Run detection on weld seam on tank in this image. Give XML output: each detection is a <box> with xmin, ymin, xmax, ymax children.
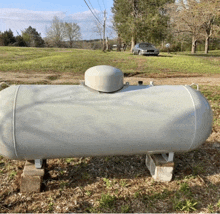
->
<box><xmin>13</xmin><ymin>85</ymin><xmax>20</xmax><ymax>158</ymax></box>
<box><xmin>183</xmin><ymin>86</ymin><xmax>197</xmax><ymax>151</ymax></box>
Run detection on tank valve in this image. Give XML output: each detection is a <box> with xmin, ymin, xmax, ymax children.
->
<box><xmin>190</xmin><ymin>83</ymin><xmax>199</xmax><ymax>91</ymax></box>
<box><xmin>138</xmin><ymin>81</ymin><xmax>143</xmax><ymax>85</ymax></box>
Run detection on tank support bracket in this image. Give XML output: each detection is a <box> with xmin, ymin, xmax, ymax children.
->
<box><xmin>35</xmin><ymin>159</ymin><xmax>43</xmax><ymax>169</ymax></box>
<box><xmin>162</xmin><ymin>152</ymin><xmax>174</xmax><ymax>162</ymax></box>
<box><xmin>146</xmin><ymin>153</ymin><xmax>174</xmax><ymax>182</ymax></box>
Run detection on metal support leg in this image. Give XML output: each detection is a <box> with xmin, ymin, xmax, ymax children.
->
<box><xmin>146</xmin><ymin>153</ymin><xmax>174</xmax><ymax>182</ymax></box>
<box><xmin>162</xmin><ymin>152</ymin><xmax>174</xmax><ymax>162</ymax></box>
<box><xmin>35</xmin><ymin>159</ymin><xmax>43</xmax><ymax>169</ymax></box>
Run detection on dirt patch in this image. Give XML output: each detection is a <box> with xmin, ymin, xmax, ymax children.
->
<box><xmin>125</xmin><ymin>76</ymin><xmax>220</xmax><ymax>86</ymax></box>
<box><xmin>0</xmin><ymin>72</ymin><xmax>83</xmax><ymax>85</ymax></box>
<box><xmin>1</xmin><ymin>71</ymin><xmax>220</xmax><ymax>86</ymax></box>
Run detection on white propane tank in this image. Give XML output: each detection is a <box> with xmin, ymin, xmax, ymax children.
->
<box><xmin>0</xmin><ymin>65</ymin><xmax>212</xmax><ymax>160</ymax></box>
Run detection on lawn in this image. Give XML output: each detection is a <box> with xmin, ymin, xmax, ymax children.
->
<box><xmin>0</xmin><ymin>47</ymin><xmax>219</xmax><ymax>75</ymax></box>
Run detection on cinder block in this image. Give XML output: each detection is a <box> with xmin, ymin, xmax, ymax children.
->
<box><xmin>146</xmin><ymin>154</ymin><xmax>174</xmax><ymax>182</ymax></box>
<box><xmin>20</xmin><ymin>174</ymin><xmax>42</xmax><ymax>193</ymax></box>
<box><xmin>23</xmin><ymin>160</ymin><xmax>45</xmax><ymax>177</ymax></box>
<box><xmin>20</xmin><ymin>160</ymin><xmax>45</xmax><ymax>193</ymax></box>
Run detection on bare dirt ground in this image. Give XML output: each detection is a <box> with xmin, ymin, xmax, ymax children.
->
<box><xmin>0</xmin><ymin>71</ymin><xmax>220</xmax><ymax>86</ymax></box>
<box><xmin>0</xmin><ymin>71</ymin><xmax>220</xmax><ymax>213</ymax></box>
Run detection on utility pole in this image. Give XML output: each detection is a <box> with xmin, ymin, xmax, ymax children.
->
<box><xmin>102</xmin><ymin>10</ymin><xmax>106</xmax><ymax>51</ymax></box>
<box><xmin>131</xmin><ymin>0</ymin><xmax>137</xmax><ymax>51</ymax></box>
<box><xmin>106</xmin><ymin>36</ymin><xmax>109</xmax><ymax>51</ymax></box>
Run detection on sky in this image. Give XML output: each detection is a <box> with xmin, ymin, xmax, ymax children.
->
<box><xmin>0</xmin><ymin>0</ymin><xmax>116</xmax><ymax>40</ymax></box>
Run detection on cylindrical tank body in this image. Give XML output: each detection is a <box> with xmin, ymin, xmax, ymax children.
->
<box><xmin>0</xmin><ymin>84</ymin><xmax>212</xmax><ymax>160</ymax></box>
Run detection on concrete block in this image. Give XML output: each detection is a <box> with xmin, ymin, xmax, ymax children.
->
<box><xmin>146</xmin><ymin>153</ymin><xmax>174</xmax><ymax>182</ymax></box>
<box><xmin>20</xmin><ymin>174</ymin><xmax>42</xmax><ymax>193</ymax></box>
<box><xmin>20</xmin><ymin>160</ymin><xmax>45</xmax><ymax>193</ymax></box>
<box><xmin>23</xmin><ymin>160</ymin><xmax>45</xmax><ymax>177</ymax></box>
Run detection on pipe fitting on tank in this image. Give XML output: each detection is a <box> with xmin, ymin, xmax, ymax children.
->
<box><xmin>150</xmin><ymin>81</ymin><xmax>154</xmax><ymax>86</ymax></box>
<box><xmin>190</xmin><ymin>83</ymin><xmax>199</xmax><ymax>91</ymax></box>
<box><xmin>138</xmin><ymin>81</ymin><xmax>143</xmax><ymax>85</ymax></box>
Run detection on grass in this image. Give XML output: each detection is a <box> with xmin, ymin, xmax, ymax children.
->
<box><xmin>172</xmin><ymin>182</ymin><xmax>198</xmax><ymax>212</ymax></box>
<box><xmin>103</xmin><ymin>178</ymin><xmax>113</xmax><ymax>188</ymax></box>
<box><xmin>0</xmin><ymin>47</ymin><xmax>219</xmax><ymax>74</ymax></box>
<box><xmin>121</xmin><ymin>204</ymin><xmax>131</xmax><ymax>213</ymax></box>
<box><xmin>99</xmin><ymin>193</ymin><xmax>117</xmax><ymax>209</ymax></box>
<box><xmin>200</xmin><ymin>85</ymin><xmax>220</xmax><ymax>129</ymax></box>
<box><xmin>173</xmin><ymin>199</ymin><xmax>198</xmax><ymax>212</ymax></box>
<box><xmin>0</xmin><ymin>152</ymin><xmax>220</xmax><ymax>213</ymax></box>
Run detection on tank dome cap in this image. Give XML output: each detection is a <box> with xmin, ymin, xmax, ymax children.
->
<box><xmin>85</xmin><ymin>65</ymin><xmax>124</xmax><ymax>92</ymax></box>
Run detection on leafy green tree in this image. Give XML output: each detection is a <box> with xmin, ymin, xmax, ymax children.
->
<box><xmin>1</xmin><ymin>29</ymin><xmax>16</xmax><ymax>46</ymax></box>
<box><xmin>0</xmin><ymin>33</ymin><xmax>3</xmax><ymax>46</ymax></box>
<box><xmin>22</xmin><ymin>26</ymin><xmax>44</xmax><ymax>47</ymax></box>
<box><xmin>15</xmin><ymin>35</ymin><xmax>27</xmax><ymax>47</ymax></box>
<box><xmin>112</xmin><ymin>0</ymin><xmax>174</xmax><ymax>50</ymax></box>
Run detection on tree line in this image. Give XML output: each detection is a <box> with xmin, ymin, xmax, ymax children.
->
<box><xmin>0</xmin><ymin>16</ymin><xmax>81</xmax><ymax>48</ymax></box>
<box><xmin>112</xmin><ymin>0</ymin><xmax>220</xmax><ymax>54</ymax></box>
<box><xmin>0</xmin><ymin>27</ymin><xmax>44</xmax><ymax>47</ymax></box>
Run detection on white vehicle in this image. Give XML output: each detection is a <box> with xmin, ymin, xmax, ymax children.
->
<box><xmin>132</xmin><ymin>43</ymin><xmax>159</xmax><ymax>56</ymax></box>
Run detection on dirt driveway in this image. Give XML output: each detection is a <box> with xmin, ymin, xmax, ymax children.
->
<box><xmin>0</xmin><ymin>71</ymin><xmax>220</xmax><ymax>86</ymax></box>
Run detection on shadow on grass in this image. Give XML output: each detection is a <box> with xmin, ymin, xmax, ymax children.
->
<box><xmin>131</xmin><ymin>54</ymin><xmax>173</xmax><ymax>57</ymax></box>
<box><xmin>43</xmin><ymin>154</ymin><xmax>150</xmax><ymax>191</ymax></box>
<box><xmin>157</xmin><ymin>54</ymin><xmax>173</xmax><ymax>57</ymax></box>
<box><xmin>176</xmin><ymin>52</ymin><xmax>220</xmax><ymax>57</ymax></box>
<box><xmin>1</xmin><ymin>142</ymin><xmax>220</xmax><ymax>213</ymax></box>
<box><xmin>39</xmin><ymin>145</ymin><xmax>220</xmax><ymax>212</ymax></box>
<box><xmin>41</xmin><ymin>142</ymin><xmax>220</xmax><ymax>192</ymax></box>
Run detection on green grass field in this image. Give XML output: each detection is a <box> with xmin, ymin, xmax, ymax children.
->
<box><xmin>0</xmin><ymin>47</ymin><xmax>219</xmax><ymax>74</ymax></box>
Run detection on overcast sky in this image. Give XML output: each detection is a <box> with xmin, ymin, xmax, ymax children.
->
<box><xmin>0</xmin><ymin>0</ymin><xmax>116</xmax><ymax>40</ymax></box>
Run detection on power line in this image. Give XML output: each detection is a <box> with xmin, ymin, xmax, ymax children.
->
<box><xmin>87</xmin><ymin>0</ymin><xmax>100</xmax><ymax>21</ymax></box>
<box><xmin>83</xmin><ymin>0</ymin><xmax>102</xmax><ymax>25</ymax></box>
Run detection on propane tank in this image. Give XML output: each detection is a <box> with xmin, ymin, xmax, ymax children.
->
<box><xmin>0</xmin><ymin>65</ymin><xmax>212</xmax><ymax>160</ymax></box>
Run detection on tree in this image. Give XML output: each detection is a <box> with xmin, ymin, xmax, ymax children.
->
<box><xmin>199</xmin><ymin>0</ymin><xmax>220</xmax><ymax>54</ymax></box>
<box><xmin>22</xmin><ymin>26</ymin><xmax>44</xmax><ymax>47</ymax></box>
<box><xmin>0</xmin><ymin>33</ymin><xmax>3</xmax><ymax>46</ymax></box>
<box><xmin>15</xmin><ymin>35</ymin><xmax>27</xmax><ymax>47</ymax></box>
<box><xmin>1</xmin><ymin>29</ymin><xmax>16</xmax><ymax>46</ymax></box>
<box><xmin>112</xmin><ymin>0</ymin><xmax>138</xmax><ymax>50</ymax></box>
<box><xmin>46</xmin><ymin>16</ymin><xmax>81</xmax><ymax>48</ymax></box>
<box><xmin>63</xmin><ymin>22</ymin><xmax>81</xmax><ymax>48</ymax></box>
<box><xmin>167</xmin><ymin>0</ymin><xmax>220</xmax><ymax>54</ymax></box>
<box><xmin>112</xmin><ymin>0</ymin><xmax>174</xmax><ymax>51</ymax></box>
<box><xmin>46</xmin><ymin>16</ymin><xmax>65</xmax><ymax>47</ymax></box>
<box><xmin>167</xmin><ymin>0</ymin><xmax>202</xmax><ymax>53</ymax></box>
